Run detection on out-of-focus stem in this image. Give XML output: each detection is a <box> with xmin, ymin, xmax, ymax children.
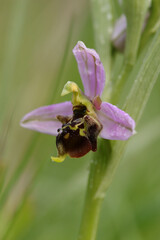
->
<box><xmin>111</xmin><ymin>0</ymin><xmax>149</xmax><ymax>104</ymax></box>
<box><xmin>91</xmin><ymin>0</ymin><xmax>113</xmax><ymax>100</ymax></box>
<box><xmin>140</xmin><ymin>0</ymin><xmax>160</xmax><ymax>51</ymax></box>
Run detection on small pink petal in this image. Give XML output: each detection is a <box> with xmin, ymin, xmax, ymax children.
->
<box><xmin>93</xmin><ymin>96</ymin><xmax>102</xmax><ymax>110</ymax></box>
<box><xmin>20</xmin><ymin>101</ymin><xmax>73</xmax><ymax>135</ymax></box>
<box><xmin>96</xmin><ymin>102</ymin><xmax>135</xmax><ymax>140</ymax></box>
<box><xmin>111</xmin><ymin>14</ymin><xmax>126</xmax><ymax>52</ymax></box>
<box><xmin>73</xmin><ymin>41</ymin><xmax>105</xmax><ymax>100</ymax></box>
<box><xmin>112</xmin><ymin>13</ymin><xmax>150</xmax><ymax>52</ymax></box>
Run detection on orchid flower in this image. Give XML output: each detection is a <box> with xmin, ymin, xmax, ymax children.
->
<box><xmin>20</xmin><ymin>41</ymin><xmax>135</xmax><ymax>162</ymax></box>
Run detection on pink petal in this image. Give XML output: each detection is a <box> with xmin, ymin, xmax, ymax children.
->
<box><xmin>96</xmin><ymin>102</ymin><xmax>135</xmax><ymax>140</ymax></box>
<box><xmin>112</xmin><ymin>13</ymin><xmax>150</xmax><ymax>52</ymax></box>
<box><xmin>20</xmin><ymin>101</ymin><xmax>73</xmax><ymax>135</ymax></box>
<box><xmin>111</xmin><ymin>14</ymin><xmax>126</xmax><ymax>52</ymax></box>
<box><xmin>73</xmin><ymin>41</ymin><xmax>105</xmax><ymax>100</ymax></box>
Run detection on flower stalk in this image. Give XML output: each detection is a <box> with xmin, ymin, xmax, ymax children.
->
<box><xmin>78</xmin><ymin>140</ymin><xmax>111</xmax><ymax>240</ymax></box>
<box><xmin>78</xmin><ymin>191</ymin><xmax>103</xmax><ymax>240</ymax></box>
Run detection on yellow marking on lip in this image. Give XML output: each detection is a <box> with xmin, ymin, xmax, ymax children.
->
<box><xmin>51</xmin><ymin>155</ymin><xmax>66</xmax><ymax>163</ymax></box>
<box><xmin>62</xmin><ymin>120</ymin><xmax>84</xmax><ymax>131</ymax></box>
<box><xmin>79</xmin><ymin>128</ymin><xmax>86</xmax><ymax>137</ymax></box>
<box><xmin>62</xmin><ymin>124</ymin><xmax>78</xmax><ymax>131</ymax></box>
<box><xmin>64</xmin><ymin>133</ymin><xmax>70</xmax><ymax>139</ymax></box>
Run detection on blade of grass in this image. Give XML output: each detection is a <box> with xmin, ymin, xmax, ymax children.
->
<box><xmin>47</xmin><ymin>15</ymin><xmax>75</xmax><ymax>104</ymax></box>
<box><xmin>1</xmin><ymin>158</ymin><xmax>45</xmax><ymax>240</ymax></box>
<box><xmin>0</xmin><ymin>18</ymin><xmax>75</xmax><ymax>239</ymax></box>
<box><xmin>0</xmin><ymin>15</ymin><xmax>75</xmax><ymax>209</ymax></box>
<box><xmin>0</xmin><ymin>133</ymin><xmax>39</xmax><ymax>209</ymax></box>
<box><xmin>91</xmin><ymin>0</ymin><xmax>113</xmax><ymax>99</ymax></box>
<box><xmin>0</xmin><ymin>0</ymin><xmax>28</xmax><ymax>126</ymax></box>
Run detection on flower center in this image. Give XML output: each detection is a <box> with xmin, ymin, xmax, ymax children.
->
<box><xmin>51</xmin><ymin>81</ymin><xmax>102</xmax><ymax>162</ymax></box>
<box><xmin>55</xmin><ymin>104</ymin><xmax>102</xmax><ymax>160</ymax></box>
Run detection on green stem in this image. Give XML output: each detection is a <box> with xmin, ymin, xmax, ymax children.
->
<box><xmin>78</xmin><ymin>193</ymin><xmax>103</xmax><ymax>240</ymax></box>
<box><xmin>123</xmin><ymin>0</ymin><xmax>149</xmax><ymax>65</ymax></box>
<box><xmin>78</xmin><ymin>140</ymin><xmax>112</xmax><ymax>240</ymax></box>
<box><xmin>111</xmin><ymin>0</ymin><xmax>149</xmax><ymax>104</ymax></box>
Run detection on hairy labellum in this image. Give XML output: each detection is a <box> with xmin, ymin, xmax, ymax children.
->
<box><xmin>56</xmin><ymin>105</ymin><xmax>102</xmax><ymax>158</ymax></box>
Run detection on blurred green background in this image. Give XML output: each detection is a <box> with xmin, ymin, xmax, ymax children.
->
<box><xmin>0</xmin><ymin>0</ymin><xmax>160</xmax><ymax>240</ymax></box>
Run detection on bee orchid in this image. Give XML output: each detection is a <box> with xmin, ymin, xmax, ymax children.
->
<box><xmin>20</xmin><ymin>41</ymin><xmax>135</xmax><ymax>162</ymax></box>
